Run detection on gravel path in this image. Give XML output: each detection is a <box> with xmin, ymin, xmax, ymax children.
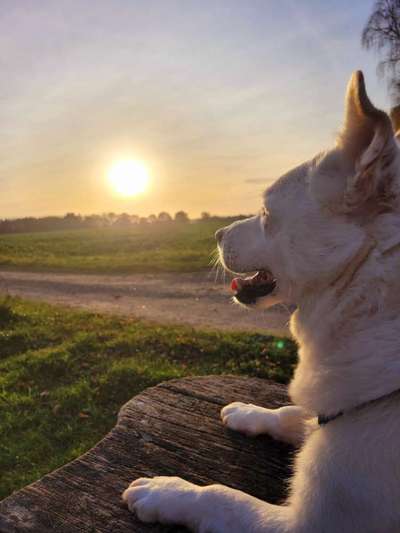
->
<box><xmin>0</xmin><ymin>270</ymin><xmax>291</xmax><ymax>335</ymax></box>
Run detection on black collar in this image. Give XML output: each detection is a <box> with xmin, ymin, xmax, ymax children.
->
<box><xmin>318</xmin><ymin>386</ymin><xmax>400</xmax><ymax>426</ymax></box>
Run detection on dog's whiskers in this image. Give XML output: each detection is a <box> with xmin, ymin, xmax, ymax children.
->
<box><xmin>208</xmin><ymin>248</ymin><xmax>227</xmax><ymax>284</ymax></box>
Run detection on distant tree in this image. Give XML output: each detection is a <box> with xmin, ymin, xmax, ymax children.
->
<box><xmin>105</xmin><ymin>212</ymin><xmax>117</xmax><ymax>225</ymax></box>
<box><xmin>84</xmin><ymin>214</ymin><xmax>103</xmax><ymax>228</ymax></box>
<box><xmin>64</xmin><ymin>212</ymin><xmax>82</xmax><ymax>228</ymax></box>
<box><xmin>200</xmin><ymin>211</ymin><xmax>211</xmax><ymax>220</ymax></box>
<box><xmin>174</xmin><ymin>210</ymin><xmax>189</xmax><ymax>223</ymax></box>
<box><xmin>158</xmin><ymin>211</ymin><xmax>172</xmax><ymax>222</ymax></box>
<box><xmin>147</xmin><ymin>214</ymin><xmax>158</xmax><ymax>224</ymax></box>
<box><xmin>64</xmin><ymin>212</ymin><xmax>77</xmax><ymax>219</ymax></box>
<box><xmin>362</xmin><ymin>0</ymin><xmax>400</xmax><ymax>102</ymax></box>
<box><xmin>114</xmin><ymin>213</ymin><xmax>132</xmax><ymax>227</ymax></box>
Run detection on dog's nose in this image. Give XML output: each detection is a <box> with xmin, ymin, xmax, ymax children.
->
<box><xmin>215</xmin><ymin>228</ymin><xmax>224</xmax><ymax>244</ymax></box>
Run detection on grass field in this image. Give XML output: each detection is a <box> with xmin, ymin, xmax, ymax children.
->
<box><xmin>0</xmin><ymin>219</ymin><xmax>236</xmax><ymax>273</ymax></box>
<box><xmin>0</xmin><ymin>296</ymin><xmax>296</xmax><ymax>500</ymax></box>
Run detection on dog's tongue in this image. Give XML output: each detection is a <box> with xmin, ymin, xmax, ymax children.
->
<box><xmin>231</xmin><ymin>271</ymin><xmax>269</xmax><ymax>292</ymax></box>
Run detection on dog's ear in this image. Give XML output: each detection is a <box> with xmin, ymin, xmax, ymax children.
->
<box><xmin>339</xmin><ymin>71</ymin><xmax>398</xmax><ymax>213</ymax></box>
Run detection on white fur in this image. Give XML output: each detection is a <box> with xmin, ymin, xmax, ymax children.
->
<box><xmin>122</xmin><ymin>72</ymin><xmax>400</xmax><ymax>532</ymax></box>
<box><xmin>221</xmin><ymin>403</ymin><xmax>311</xmax><ymax>445</ymax></box>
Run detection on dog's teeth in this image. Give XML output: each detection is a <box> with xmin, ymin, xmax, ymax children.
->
<box><xmin>254</xmin><ymin>270</ymin><xmax>272</xmax><ymax>283</ymax></box>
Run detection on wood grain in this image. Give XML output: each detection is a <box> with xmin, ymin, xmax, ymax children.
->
<box><xmin>0</xmin><ymin>376</ymin><xmax>293</xmax><ymax>532</ymax></box>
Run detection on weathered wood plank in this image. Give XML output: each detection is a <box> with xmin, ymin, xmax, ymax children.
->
<box><xmin>0</xmin><ymin>376</ymin><xmax>293</xmax><ymax>532</ymax></box>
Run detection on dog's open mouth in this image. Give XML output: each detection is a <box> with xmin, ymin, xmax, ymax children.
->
<box><xmin>231</xmin><ymin>270</ymin><xmax>277</xmax><ymax>305</ymax></box>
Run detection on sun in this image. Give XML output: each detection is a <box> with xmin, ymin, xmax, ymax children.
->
<box><xmin>108</xmin><ymin>159</ymin><xmax>150</xmax><ymax>197</ymax></box>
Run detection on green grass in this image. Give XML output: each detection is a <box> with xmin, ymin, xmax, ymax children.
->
<box><xmin>0</xmin><ymin>219</ymin><xmax>234</xmax><ymax>273</ymax></box>
<box><xmin>0</xmin><ymin>297</ymin><xmax>297</xmax><ymax>500</ymax></box>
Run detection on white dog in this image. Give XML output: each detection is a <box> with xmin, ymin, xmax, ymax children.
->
<box><xmin>122</xmin><ymin>71</ymin><xmax>400</xmax><ymax>532</ymax></box>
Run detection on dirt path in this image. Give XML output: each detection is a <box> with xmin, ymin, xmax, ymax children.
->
<box><xmin>0</xmin><ymin>270</ymin><xmax>291</xmax><ymax>335</ymax></box>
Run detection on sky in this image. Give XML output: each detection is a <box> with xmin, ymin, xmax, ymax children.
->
<box><xmin>0</xmin><ymin>0</ymin><xmax>391</xmax><ymax>219</ymax></box>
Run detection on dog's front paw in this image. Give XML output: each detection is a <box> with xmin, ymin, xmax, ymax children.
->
<box><xmin>122</xmin><ymin>476</ymin><xmax>202</xmax><ymax>526</ymax></box>
<box><xmin>221</xmin><ymin>402</ymin><xmax>277</xmax><ymax>437</ymax></box>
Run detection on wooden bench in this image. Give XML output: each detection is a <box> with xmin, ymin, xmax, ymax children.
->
<box><xmin>0</xmin><ymin>376</ymin><xmax>293</xmax><ymax>532</ymax></box>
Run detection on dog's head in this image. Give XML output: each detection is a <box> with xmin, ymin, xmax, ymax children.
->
<box><xmin>217</xmin><ymin>72</ymin><xmax>400</xmax><ymax>308</ymax></box>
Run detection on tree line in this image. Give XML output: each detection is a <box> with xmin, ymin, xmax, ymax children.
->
<box><xmin>0</xmin><ymin>211</ymin><xmax>229</xmax><ymax>234</ymax></box>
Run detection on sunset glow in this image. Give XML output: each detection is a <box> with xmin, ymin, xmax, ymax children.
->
<box><xmin>0</xmin><ymin>1</ymin><xmax>388</xmax><ymax>219</ymax></box>
<box><xmin>108</xmin><ymin>160</ymin><xmax>150</xmax><ymax>197</ymax></box>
